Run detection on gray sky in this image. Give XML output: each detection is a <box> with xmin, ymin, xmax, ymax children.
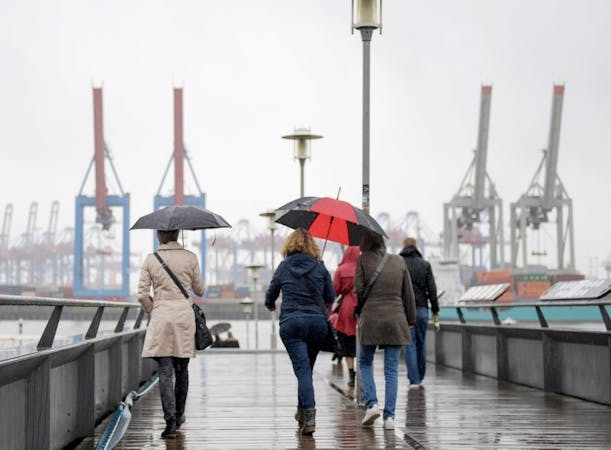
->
<box><xmin>1</xmin><ymin>0</ymin><xmax>610</xmax><ymax>275</ymax></box>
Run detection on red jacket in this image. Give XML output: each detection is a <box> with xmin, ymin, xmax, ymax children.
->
<box><xmin>332</xmin><ymin>246</ymin><xmax>360</xmax><ymax>336</ymax></box>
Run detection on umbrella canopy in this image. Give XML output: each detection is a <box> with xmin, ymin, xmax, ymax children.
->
<box><xmin>130</xmin><ymin>205</ymin><xmax>231</xmax><ymax>231</ymax></box>
<box><xmin>274</xmin><ymin>196</ymin><xmax>387</xmax><ymax>246</ymax></box>
<box><xmin>209</xmin><ymin>322</ymin><xmax>232</xmax><ymax>335</ymax></box>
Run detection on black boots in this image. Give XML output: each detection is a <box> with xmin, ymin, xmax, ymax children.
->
<box><xmin>176</xmin><ymin>415</ymin><xmax>186</xmax><ymax>429</ymax></box>
<box><xmin>300</xmin><ymin>408</ymin><xmax>316</xmax><ymax>435</ymax></box>
<box><xmin>348</xmin><ymin>369</ymin><xmax>356</xmax><ymax>387</ymax></box>
<box><xmin>161</xmin><ymin>420</ymin><xmax>177</xmax><ymax>439</ymax></box>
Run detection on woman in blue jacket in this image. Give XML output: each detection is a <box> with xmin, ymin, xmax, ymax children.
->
<box><xmin>265</xmin><ymin>228</ymin><xmax>335</xmax><ymax>435</ymax></box>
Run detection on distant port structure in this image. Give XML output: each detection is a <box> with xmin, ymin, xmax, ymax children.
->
<box><xmin>0</xmin><ymin>84</ymin><xmax>607</xmax><ymax>301</ymax></box>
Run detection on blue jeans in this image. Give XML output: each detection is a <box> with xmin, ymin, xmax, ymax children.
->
<box><xmin>280</xmin><ymin>316</ymin><xmax>328</xmax><ymax>409</ymax></box>
<box><xmin>405</xmin><ymin>307</ymin><xmax>429</xmax><ymax>384</ymax></box>
<box><xmin>358</xmin><ymin>344</ymin><xmax>401</xmax><ymax>420</ymax></box>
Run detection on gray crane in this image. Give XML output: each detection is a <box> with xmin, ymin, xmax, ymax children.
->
<box><xmin>510</xmin><ymin>84</ymin><xmax>575</xmax><ymax>270</ymax></box>
<box><xmin>443</xmin><ymin>85</ymin><xmax>504</xmax><ymax>269</ymax></box>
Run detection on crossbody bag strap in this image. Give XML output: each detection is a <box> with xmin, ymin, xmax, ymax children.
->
<box><xmin>153</xmin><ymin>252</ymin><xmax>190</xmax><ymax>299</ymax></box>
<box><xmin>361</xmin><ymin>252</ymin><xmax>390</xmax><ymax>301</ymax></box>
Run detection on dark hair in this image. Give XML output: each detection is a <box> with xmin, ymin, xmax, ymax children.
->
<box><xmin>157</xmin><ymin>230</ymin><xmax>179</xmax><ymax>244</ymax></box>
<box><xmin>359</xmin><ymin>230</ymin><xmax>385</xmax><ymax>254</ymax></box>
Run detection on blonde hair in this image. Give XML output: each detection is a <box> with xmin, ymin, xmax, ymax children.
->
<box><xmin>403</xmin><ymin>237</ymin><xmax>418</xmax><ymax>248</ymax></box>
<box><xmin>281</xmin><ymin>228</ymin><xmax>321</xmax><ymax>259</ymax></box>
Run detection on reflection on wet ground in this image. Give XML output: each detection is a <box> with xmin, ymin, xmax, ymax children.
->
<box><xmin>84</xmin><ymin>352</ymin><xmax>611</xmax><ymax>449</ymax></box>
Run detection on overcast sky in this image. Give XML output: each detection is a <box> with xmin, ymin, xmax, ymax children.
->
<box><xmin>1</xmin><ymin>0</ymin><xmax>610</xmax><ymax>276</ymax></box>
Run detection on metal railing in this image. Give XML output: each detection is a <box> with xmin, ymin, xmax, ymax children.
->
<box><xmin>444</xmin><ymin>298</ymin><xmax>611</xmax><ymax>330</ymax></box>
<box><xmin>0</xmin><ymin>295</ymin><xmax>155</xmax><ymax>450</ymax></box>
<box><xmin>430</xmin><ymin>298</ymin><xmax>611</xmax><ymax>406</ymax></box>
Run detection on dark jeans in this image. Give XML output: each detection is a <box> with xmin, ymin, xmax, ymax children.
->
<box><xmin>154</xmin><ymin>357</ymin><xmax>190</xmax><ymax>424</ymax></box>
<box><xmin>404</xmin><ymin>307</ymin><xmax>429</xmax><ymax>384</ymax></box>
<box><xmin>280</xmin><ymin>316</ymin><xmax>328</xmax><ymax>409</ymax></box>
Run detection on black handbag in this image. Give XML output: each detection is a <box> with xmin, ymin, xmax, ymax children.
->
<box><xmin>304</xmin><ymin>276</ymin><xmax>341</xmax><ymax>354</ymax></box>
<box><xmin>153</xmin><ymin>252</ymin><xmax>213</xmax><ymax>351</ymax></box>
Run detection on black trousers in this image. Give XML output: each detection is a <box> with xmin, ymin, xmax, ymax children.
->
<box><xmin>154</xmin><ymin>357</ymin><xmax>190</xmax><ymax>424</ymax></box>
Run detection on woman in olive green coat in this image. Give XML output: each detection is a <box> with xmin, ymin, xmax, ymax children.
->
<box><xmin>355</xmin><ymin>230</ymin><xmax>416</xmax><ymax>430</ymax></box>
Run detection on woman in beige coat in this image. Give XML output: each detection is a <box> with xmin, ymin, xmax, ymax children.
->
<box><xmin>137</xmin><ymin>230</ymin><xmax>205</xmax><ymax>439</ymax></box>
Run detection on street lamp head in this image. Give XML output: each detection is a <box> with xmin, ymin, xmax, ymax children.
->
<box><xmin>282</xmin><ymin>126</ymin><xmax>323</xmax><ymax>161</ymax></box>
<box><xmin>351</xmin><ymin>0</ymin><xmax>383</xmax><ymax>33</ymax></box>
<box><xmin>245</xmin><ymin>263</ymin><xmax>265</xmax><ymax>281</ymax></box>
<box><xmin>259</xmin><ymin>210</ymin><xmax>278</xmax><ymax>231</ymax></box>
<box><xmin>239</xmin><ymin>296</ymin><xmax>254</xmax><ymax>313</ymax></box>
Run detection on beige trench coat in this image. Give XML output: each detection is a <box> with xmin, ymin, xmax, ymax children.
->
<box><xmin>137</xmin><ymin>242</ymin><xmax>205</xmax><ymax>358</ymax></box>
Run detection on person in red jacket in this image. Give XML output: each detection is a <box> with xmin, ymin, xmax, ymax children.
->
<box><xmin>332</xmin><ymin>246</ymin><xmax>360</xmax><ymax>386</ymax></box>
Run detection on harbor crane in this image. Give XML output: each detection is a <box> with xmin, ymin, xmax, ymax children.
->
<box><xmin>510</xmin><ymin>85</ymin><xmax>575</xmax><ymax>270</ymax></box>
<box><xmin>443</xmin><ymin>85</ymin><xmax>504</xmax><ymax>269</ymax></box>
<box><xmin>154</xmin><ymin>87</ymin><xmax>207</xmax><ymax>274</ymax></box>
<box><xmin>74</xmin><ymin>87</ymin><xmax>130</xmax><ymax>298</ymax></box>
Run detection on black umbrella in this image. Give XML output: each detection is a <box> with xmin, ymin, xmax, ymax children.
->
<box><xmin>209</xmin><ymin>322</ymin><xmax>232</xmax><ymax>334</ymax></box>
<box><xmin>130</xmin><ymin>205</ymin><xmax>231</xmax><ymax>231</ymax></box>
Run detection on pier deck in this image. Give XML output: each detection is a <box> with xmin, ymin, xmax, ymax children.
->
<box><xmin>85</xmin><ymin>351</ymin><xmax>611</xmax><ymax>449</ymax></box>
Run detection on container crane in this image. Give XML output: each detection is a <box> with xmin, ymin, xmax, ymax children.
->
<box><xmin>154</xmin><ymin>87</ymin><xmax>206</xmax><ymax>275</ymax></box>
<box><xmin>443</xmin><ymin>85</ymin><xmax>504</xmax><ymax>269</ymax></box>
<box><xmin>74</xmin><ymin>87</ymin><xmax>130</xmax><ymax>298</ymax></box>
<box><xmin>0</xmin><ymin>204</ymin><xmax>13</xmax><ymax>283</ymax></box>
<box><xmin>510</xmin><ymin>85</ymin><xmax>575</xmax><ymax>270</ymax></box>
<box><xmin>0</xmin><ymin>204</ymin><xmax>12</xmax><ymax>249</ymax></box>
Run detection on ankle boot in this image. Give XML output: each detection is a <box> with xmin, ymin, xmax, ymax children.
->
<box><xmin>348</xmin><ymin>369</ymin><xmax>356</xmax><ymax>387</ymax></box>
<box><xmin>300</xmin><ymin>408</ymin><xmax>316</xmax><ymax>435</ymax></box>
<box><xmin>161</xmin><ymin>420</ymin><xmax>177</xmax><ymax>439</ymax></box>
<box><xmin>294</xmin><ymin>407</ymin><xmax>304</xmax><ymax>427</ymax></box>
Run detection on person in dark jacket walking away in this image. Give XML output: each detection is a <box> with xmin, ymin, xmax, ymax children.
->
<box><xmin>399</xmin><ymin>237</ymin><xmax>439</xmax><ymax>387</ymax></box>
<box><xmin>332</xmin><ymin>246</ymin><xmax>360</xmax><ymax>387</ymax></box>
<box><xmin>355</xmin><ymin>230</ymin><xmax>417</xmax><ymax>430</ymax></box>
<box><xmin>265</xmin><ymin>228</ymin><xmax>335</xmax><ymax>435</ymax></box>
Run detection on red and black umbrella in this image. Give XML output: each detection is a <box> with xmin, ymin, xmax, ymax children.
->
<box><xmin>274</xmin><ymin>196</ymin><xmax>387</xmax><ymax>246</ymax></box>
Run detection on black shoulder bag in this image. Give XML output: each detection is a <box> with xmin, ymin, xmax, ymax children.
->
<box><xmin>355</xmin><ymin>253</ymin><xmax>390</xmax><ymax>316</ymax></box>
<box><xmin>153</xmin><ymin>252</ymin><xmax>213</xmax><ymax>351</ymax></box>
<box><xmin>303</xmin><ymin>275</ymin><xmax>341</xmax><ymax>354</ymax></box>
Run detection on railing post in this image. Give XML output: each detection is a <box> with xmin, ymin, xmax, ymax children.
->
<box><xmin>38</xmin><ymin>306</ymin><xmax>63</xmax><ymax>350</ymax></box>
<box><xmin>26</xmin><ymin>357</ymin><xmax>50</xmax><ymax>450</ymax></box>
<box><xmin>599</xmin><ymin>305</ymin><xmax>611</xmax><ymax>331</ymax></box>
<box><xmin>535</xmin><ymin>306</ymin><xmax>549</xmax><ymax>328</ymax></box>
<box><xmin>490</xmin><ymin>307</ymin><xmax>501</xmax><ymax>326</ymax></box>
<box><xmin>114</xmin><ymin>307</ymin><xmax>130</xmax><ymax>333</ymax></box>
<box><xmin>86</xmin><ymin>306</ymin><xmax>105</xmax><ymax>339</ymax></box>
<box><xmin>461</xmin><ymin>328</ymin><xmax>472</xmax><ymax>373</ymax></box>
<box><xmin>109</xmin><ymin>338</ymin><xmax>124</xmax><ymax>402</ymax></box>
<box><xmin>456</xmin><ymin>307</ymin><xmax>466</xmax><ymax>324</ymax></box>
<box><xmin>76</xmin><ymin>345</ymin><xmax>95</xmax><ymax>439</ymax></box>
<box><xmin>542</xmin><ymin>331</ymin><xmax>558</xmax><ymax>392</ymax></box>
<box><xmin>496</xmin><ymin>329</ymin><xmax>509</xmax><ymax>381</ymax></box>
<box><xmin>126</xmin><ymin>335</ymin><xmax>141</xmax><ymax>391</ymax></box>
<box><xmin>134</xmin><ymin>309</ymin><xmax>145</xmax><ymax>329</ymax></box>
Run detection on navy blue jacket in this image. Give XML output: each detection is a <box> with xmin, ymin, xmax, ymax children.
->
<box><xmin>265</xmin><ymin>252</ymin><xmax>335</xmax><ymax>324</ymax></box>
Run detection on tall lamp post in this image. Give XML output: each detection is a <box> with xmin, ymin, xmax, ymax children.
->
<box><xmin>282</xmin><ymin>127</ymin><xmax>323</xmax><ymax>197</ymax></box>
<box><xmin>259</xmin><ymin>210</ymin><xmax>278</xmax><ymax>349</ymax></box>
<box><xmin>351</xmin><ymin>0</ymin><xmax>382</xmax><ymax>213</ymax></box>
<box><xmin>245</xmin><ymin>263</ymin><xmax>264</xmax><ymax>350</ymax></box>
<box><xmin>239</xmin><ymin>296</ymin><xmax>254</xmax><ymax>349</ymax></box>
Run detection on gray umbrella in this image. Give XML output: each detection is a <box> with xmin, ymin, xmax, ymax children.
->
<box><xmin>130</xmin><ymin>205</ymin><xmax>231</xmax><ymax>231</ymax></box>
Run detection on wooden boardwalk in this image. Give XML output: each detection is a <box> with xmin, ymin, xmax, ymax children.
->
<box><xmin>86</xmin><ymin>351</ymin><xmax>611</xmax><ymax>449</ymax></box>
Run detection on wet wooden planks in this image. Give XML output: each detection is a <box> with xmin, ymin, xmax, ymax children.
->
<box><xmin>88</xmin><ymin>351</ymin><xmax>611</xmax><ymax>449</ymax></box>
